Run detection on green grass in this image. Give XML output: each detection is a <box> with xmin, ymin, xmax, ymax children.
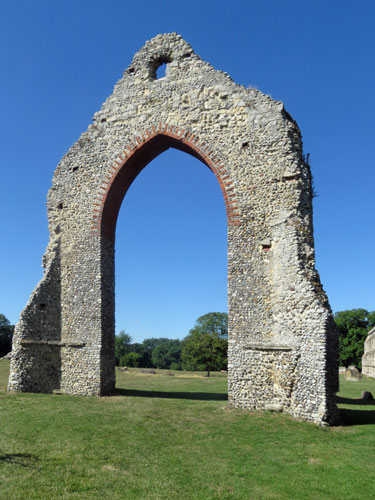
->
<box><xmin>1</xmin><ymin>361</ymin><xmax>375</xmax><ymax>499</ymax></box>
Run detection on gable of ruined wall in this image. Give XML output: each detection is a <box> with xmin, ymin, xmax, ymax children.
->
<box><xmin>46</xmin><ymin>34</ymin><xmax>310</xmax><ymax>258</ymax></box>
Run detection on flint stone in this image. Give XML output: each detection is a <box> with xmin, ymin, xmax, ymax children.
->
<box><xmin>265</xmin><ymin>403</ymin><xmax>283</xmax><ymax>412</ymax></box>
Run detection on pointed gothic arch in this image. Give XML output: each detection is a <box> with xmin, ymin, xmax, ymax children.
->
<box><xmin>8</xmin><ymin>33</ymin><xmax>338</xmax><ymax>424</ymax></box>
<box><xmin>95</xmin><ymin>127</ymin><xmax>240</xmax><ymax>242</ymax></box>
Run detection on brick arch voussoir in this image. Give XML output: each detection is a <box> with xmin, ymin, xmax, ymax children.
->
<box><xmin>91</xmin><ymin>122</ymin><xmax>241</xmax><ymax>239</ymax></box>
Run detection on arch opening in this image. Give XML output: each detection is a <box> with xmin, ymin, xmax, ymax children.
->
<box><xmin>114</xmin><ymin>147</ymin><xmax>228</xmax><ymax>350</ymax></box>
<box><xmin>100</xmin><ymin>133</ymin><xmax>235</xmax><ymax>243</ymax></box>
<box><xmin>150</xmin><ymin>55</ymin><xmax>172</xmax><ymax>80</ymax></box>
<box><xmin>98</xmin><ymin>134</ymin><xmax>230</xmax><ymax>385</ymax></box>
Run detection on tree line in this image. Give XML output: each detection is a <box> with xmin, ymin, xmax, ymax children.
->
<box><xmin>2</xmin><ymin>309</ymin><xmax>374</xmax><ymax>371</ymax></box>
<box><xmin>115</xmin><ymin>312</ymin><xmax>228</xmax><ymax>376</ymax></box>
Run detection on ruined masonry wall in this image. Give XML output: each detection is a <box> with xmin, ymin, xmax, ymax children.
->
<box><xmin>362</xmin><ymin>327</ymin><xmax>375</xmax><ymax>378</ymax></box>
<box><xmin>9</xmin><ymin>33</ymin><xmax>338</xmax><ymax>425</ymax></box>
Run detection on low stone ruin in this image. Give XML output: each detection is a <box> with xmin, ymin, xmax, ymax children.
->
<box><xmin>344</xmin><ymin>366</ymin><xmax>362</xmax><ymax>381</ymax></box>
<box><xmin>362</xmin><ymin>327</ymin><xmax>375</xmax><ymax>378</ymax></box>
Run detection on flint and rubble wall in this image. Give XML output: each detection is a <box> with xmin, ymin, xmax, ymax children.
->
<box><xmin>9</xmin><ymin>33</ymin><xmax>338</xmax><ymax>424</ymax></box>
<box><xmin>362</xmin><ymin>327</ymin><xmax>375</xmax><ymax>378</ymax></box>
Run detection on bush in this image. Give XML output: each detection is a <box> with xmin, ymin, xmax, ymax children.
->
<box><xmin>115</xmin><ymin>331</ymin><xmax>132</xmax><ymax>365</ymax></box>
<box><xmin>0</xmin><ymin>314</ymin><xmax>14</xmax><ymax>357</ymax></box>
<box><xmin>151</xmin><ymin>339</ymin><xmax>182</xmax><ymax>369</ymax></box>
<box><xmin>169</xmin><ymin>362</ymin><xmax>181</xmax><ymax>371</ymax></box>
<box><xmin>334</xmin><ymin>309</ymin><xmax>375</xmax><ymax>368</ymax></box>
<box><xmin>120</xmin><ymin>352</ymin><xmax>141</xmax><ymax>367</ymax></box>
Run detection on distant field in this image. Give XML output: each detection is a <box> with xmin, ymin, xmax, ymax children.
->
<box><xmin>1</xmin><ymin>360</ymin><xmax>375</xmax><ymax>500</ymax></box>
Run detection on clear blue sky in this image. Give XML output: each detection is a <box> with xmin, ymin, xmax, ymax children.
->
<box><xmin>1</xmin><ymin>1</ymin><xmax>374</xmax><ymax>342</ymax></box>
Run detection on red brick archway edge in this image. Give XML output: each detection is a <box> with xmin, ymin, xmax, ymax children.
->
<box><xmin>91</xmin><ymin>123</ymin><xmax>240</xmax><ymax>240</ymax></box>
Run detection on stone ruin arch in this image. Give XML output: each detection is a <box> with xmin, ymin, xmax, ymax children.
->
<box><xmin>8</xmin><ymin>33</ymin><xmax>339</xmax><ymax>424</ymax></box>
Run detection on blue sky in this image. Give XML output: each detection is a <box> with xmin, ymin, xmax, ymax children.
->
<box><xmin>1</xmin><ymin>1</ymin><xmax>374</xmax><ymax>342</ymax></box>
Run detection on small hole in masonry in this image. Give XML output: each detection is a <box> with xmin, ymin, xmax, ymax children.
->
<box><xmin>156</xmin><ymin>62</ymin><xmax>167</xmax><ymax>79</ymax></box>
<box><xmin>260</xmin><ymin>239</ymin><xmax>272</xmax><ymax>251</ymax></box>
<box><xmin>39</xmin><ymin>304</ymin><xmax>46</xmax><ymax>310</ymax></box>
<box><xmin>72</xmin><ymin>167</ymin><xmax>79</xmax><ymax>172</ymax></box>
<box><xmin>58</xmin><ymin>203</ymin><xmax>63</xmax><ymax>209</ymax></box>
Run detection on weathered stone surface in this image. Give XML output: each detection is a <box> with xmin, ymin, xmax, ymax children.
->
<box><xmin>8</xmin><ymin>33</ymin><xmax>338</xmax><ymax>425</ymax></box>
<box><xmin>265</xmin><ymin>402</ymin><xmax>283</xmax><ymax>412</ymax></box>
<box><xmin>362</xmin><ymin>327</ymin><xmax>375</xmax><ymax>378</ymax></box>
<box><xmin>345</xmin><ymin>367</ymin><xmax>362</xmax><ymax>381</ymax></box>
<box><xmin>348</xmin><ymin>365</ymin><xmax>359</xmax><ymax>372</ymax></box>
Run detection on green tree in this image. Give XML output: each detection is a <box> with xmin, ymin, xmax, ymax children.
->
<box><xmin>334</xmin><ymin>309</ymin><xmax>375</xmax><ymax>369</ymax></box>
<box><xmin>120</xmin><ymin>352</ymin><xmax>141</xmax><ymax>367</ymax></box>
<box><xmin>181</xmin><ymin>312</ymin><xmax>228</xmax><ymax>376</ymax></box>
<box><xmin>151</xmin><ymin>339</ymin><xmax>182</xmax><ymax>369</ymax></box>
<box><xmin>0</xmin><ymin>314</ymin><xmax>14</xmax><ymax>357</ymax></box>
<box><xmin>141</xmin><ymin>337</ymin><xmax>170</xmax><ymax>368</ymax></box>
<box><xmin>114</xmin><ymin>330</ymin><xmax>132</xmax><ymax>366</ymax></box>
<box><xmin>191</xmin><ymin>312</ymin><xmax>228</xmax><ymax>338</ymax></box>
<box><xmin>126</xmin><ymin>342</ymin><xmax>147</xmax><ymax>366</ymax></box>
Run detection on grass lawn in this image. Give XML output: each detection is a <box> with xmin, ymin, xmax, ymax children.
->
<box><xmin>1</xmin><ymin>360</ymin><xmax>375</xmax><ymax>500</ymax></box>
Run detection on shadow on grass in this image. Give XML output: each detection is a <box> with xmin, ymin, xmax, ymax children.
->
<box><xmin>337</xmin><ymin>396</ymin><xmax>375</xmax><ymax>406</ymax></box>
<box><xmin>114</xmin><ymin>388</ymin><xmax>228</xmax><ymax>401</ymax></box>
<box><xmin>336</xmin><ymin>396</ymin><xmax>375</xmax><ymax>426</ymax></box>
<box><xmin>0</xmin><ymin>454</ymin><xmax>38</xmax><ymax>467</ymax></box>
